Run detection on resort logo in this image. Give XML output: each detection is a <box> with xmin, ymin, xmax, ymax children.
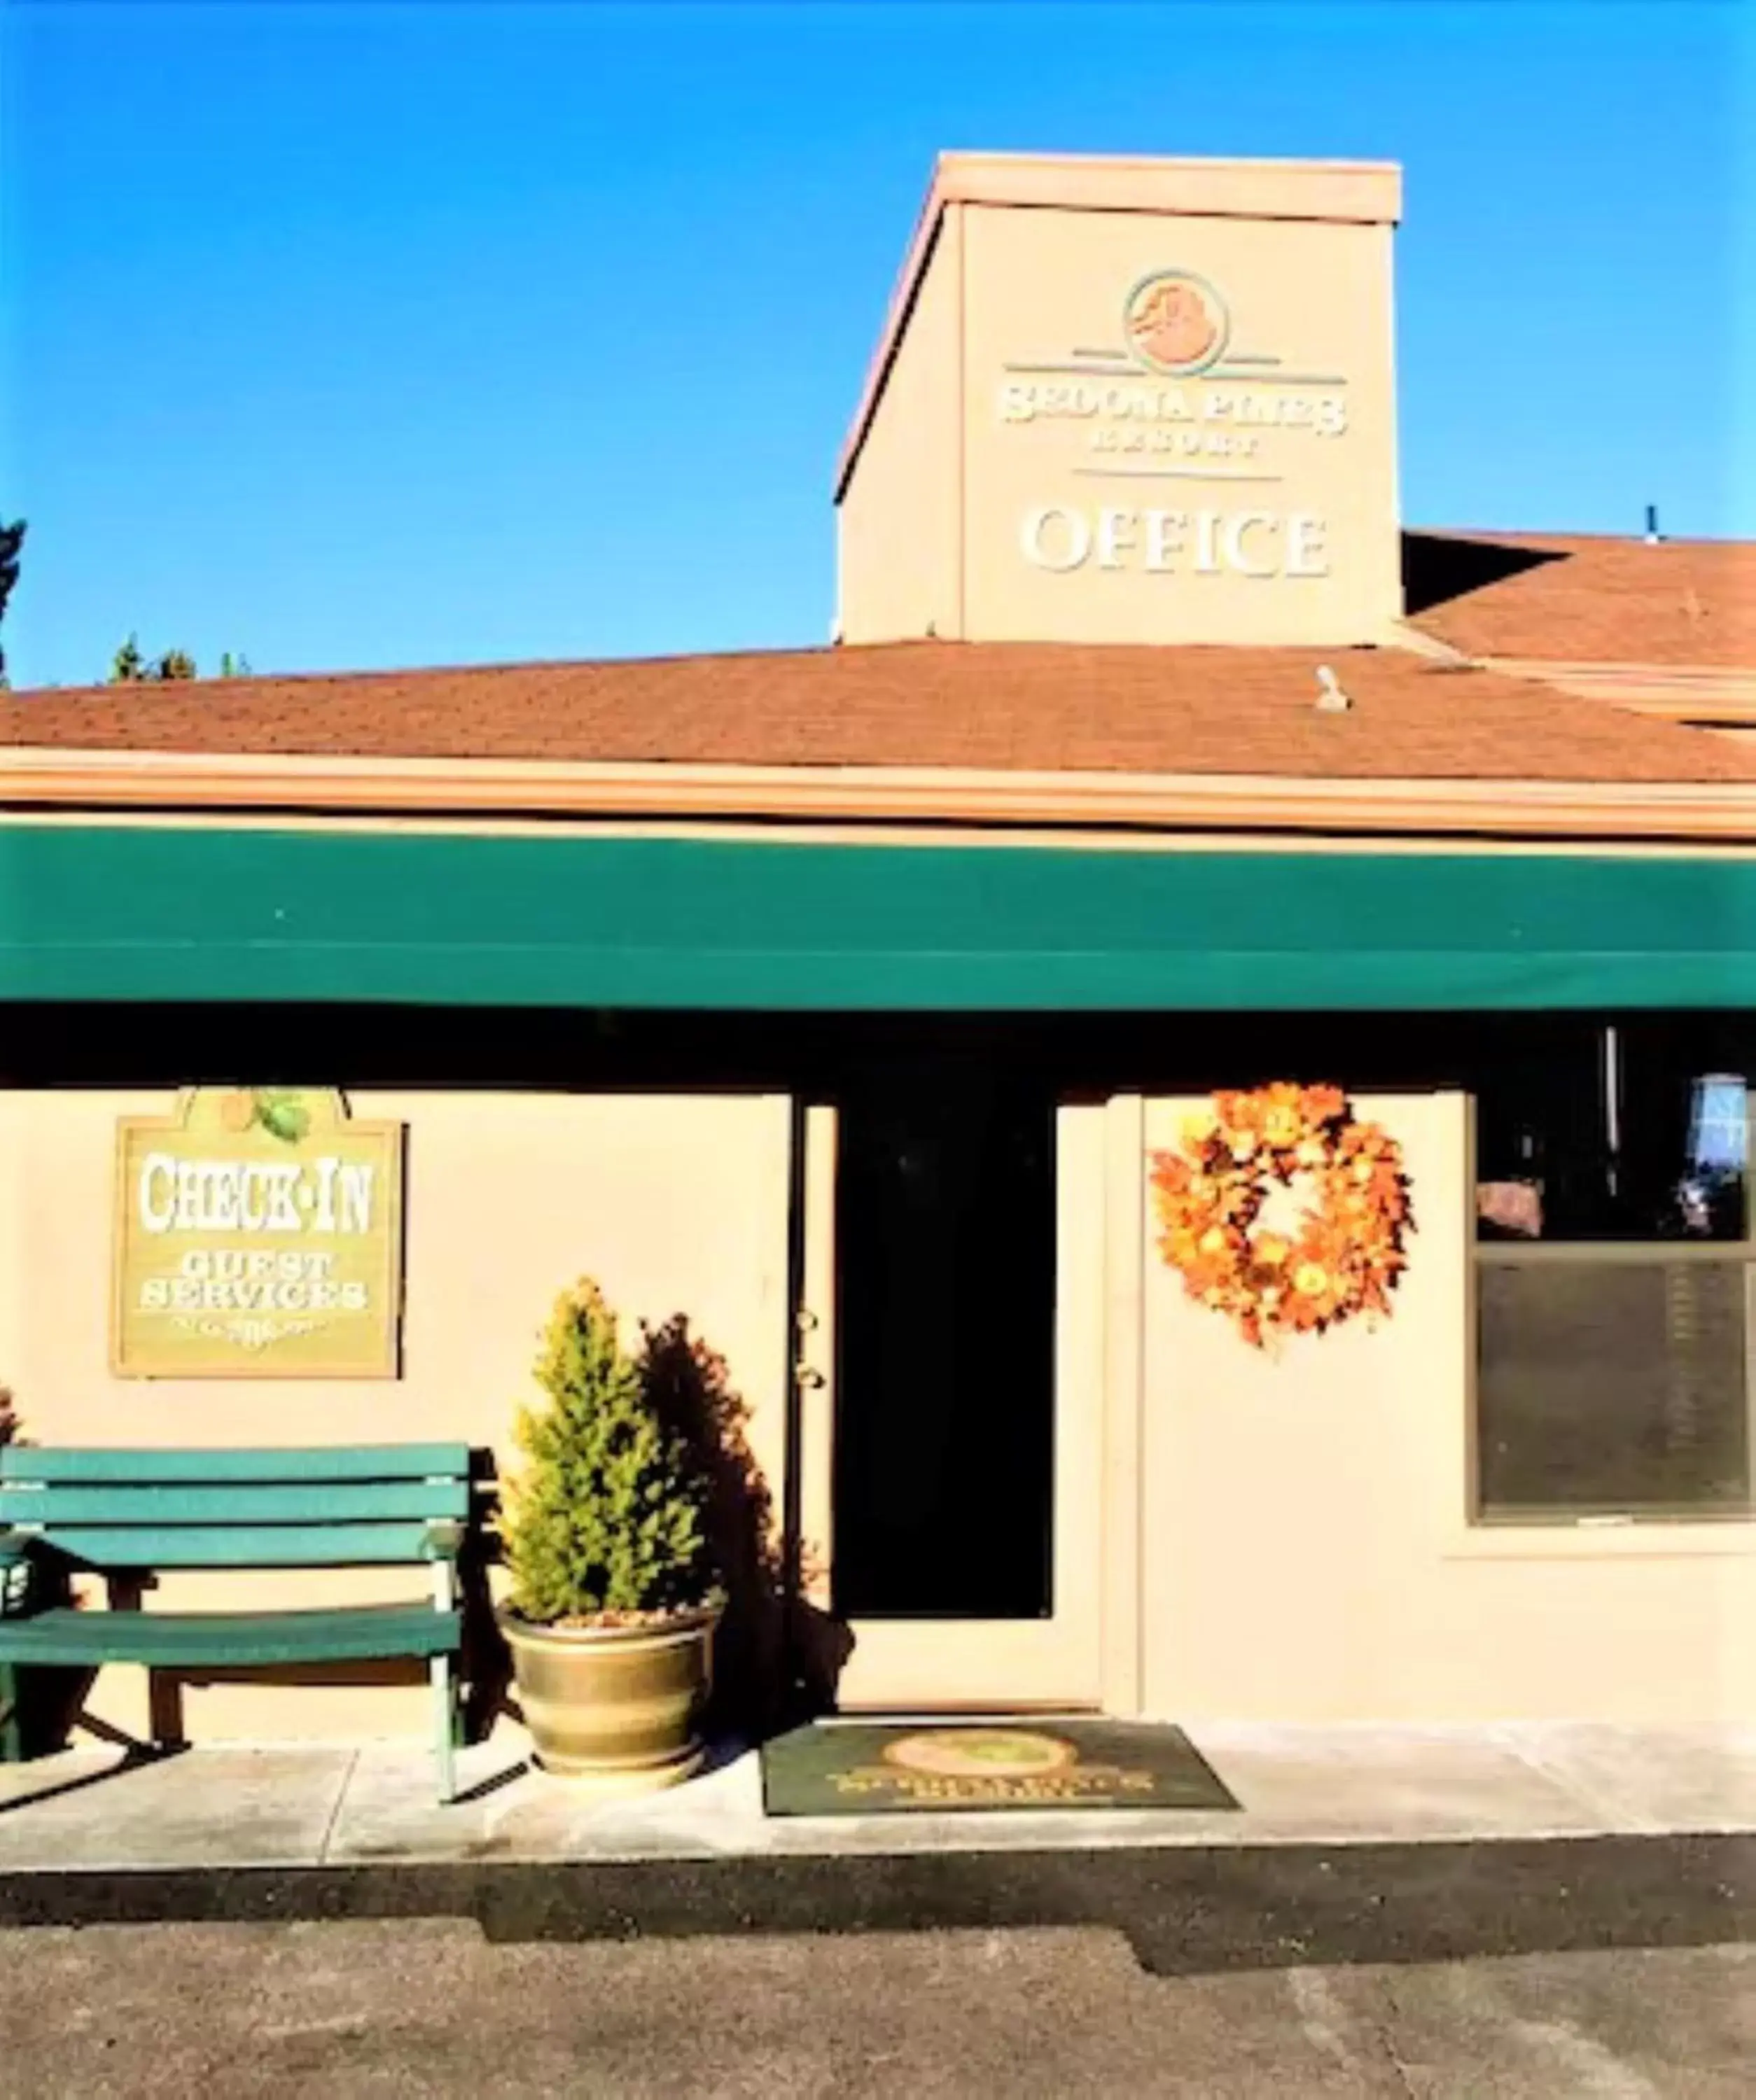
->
<box><xmin>1123</xmin><ymin>269</ymin><xmax>1228</xmax><ymax>377</ymax></box>
<box><xmin>996</xmin><ymin>264</ymin><xmax>1350</xmax><ymax>584</ymax></box>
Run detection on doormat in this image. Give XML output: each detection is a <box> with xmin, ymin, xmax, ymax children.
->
<box><xmin>760</xmin><ymin>1719</ymin><xmax>1239</xmax><ymax>1816</ymax></box>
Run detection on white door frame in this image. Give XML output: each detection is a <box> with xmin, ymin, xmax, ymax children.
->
<box><xmin>792</xmin><ymin>1095</ymin><xmax>1143</xmax><ymax>1713</ymax></box>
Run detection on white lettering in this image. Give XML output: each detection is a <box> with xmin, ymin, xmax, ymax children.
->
<box><xmin>337</xmin><ymin>1164</ymin><xmax>373</xmax><ymax>1235</ymax></box>
<box><xmin>265</xmin><ymin>1166</ymin><xmax>302</xmax><ymax>1232</ymax></box>
<box><xmin>313</xmin><ymin>1156</ymin><xmax>339</xmax><ymax>1233</ymax></box>
<box><xmin>1021</xmin><ymin>505</ymin><xmax>1091</xmax><ymax>572</ymax></box>
<box><xmin>139</xmin><ymin>1154</ymin><xmax>176</xmax><ymax>1233</ymax></box>
<box><xmin>1016</xmin><ymin>500</ymin><xmax>1344</xmax><ymax>582</ymax></box>
<box><xmin>1286</xmin><ymin>513</ymin><xmax>1330</xmax><ymax>578</ymax></box>
<box><xmin>998</xmin><ymin>379</ymin><xmax>1347</xmax><ymax>438</ymax></box>
<box><xmin>1143</xmin><ymin>510</ymin><xmax>1185</xmax><ymax>571</ymax></box>
<box><xmin>207</xmin><ymin>1164</ymin><xmax>240</xmax><ymax>1229</ymax></box>
<box><xmin>1221</xmin><ymin>511</ymin><xmax>1278</xmax><ymax>578</ymax></box>
<box><xmin>1095</xmin><ymin>507</ymin><xmax>1136</xmax><ymax>570</ymax></box>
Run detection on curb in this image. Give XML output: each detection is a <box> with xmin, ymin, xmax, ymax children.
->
<box><xmin>2</xmin><ymin>1831</ymin><xmax>1752</xmax><ymax>1975</ymax></box>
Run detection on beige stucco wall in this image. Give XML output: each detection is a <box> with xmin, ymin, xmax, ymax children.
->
<box><xmin>1138</xmin><ymin>1092</ymin><xmax>1756</xmax><ymax>1726</ymax></box>
<box><xmin>835</xmin><ymin>210</ymin><xmax>962</xmax><ymax>645</ymax></box>
<box><xmin>837</xmin><ymin>157</ymin><xmax>1403</xmax><ymax>648</ymax></box>
<box><xmin>960</xmin><ymin>202</ymin><xmax>1401</xmax><ymax>647</ymax></box>
<box><xmin>10</xmin><ymin>1076</ymin><xmax>1750</xmax><ymax>1744</ymax></box>
<box><xmin>0</xmin><ymin>1088</ymin><xmax>793</xmax><ymax>1744</ymax></box>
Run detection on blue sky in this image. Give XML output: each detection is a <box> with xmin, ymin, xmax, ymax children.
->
<box><xmin>1</xmin><ymin>0</ymin><xmax>1750</xmax><ymax>687</ymax></box>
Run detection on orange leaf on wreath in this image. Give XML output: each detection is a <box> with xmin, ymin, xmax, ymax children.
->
<box><xmin>1148</xmin><ymin>1082</ymin><xmax>1412</xmax><ymax>1350</ymax></box>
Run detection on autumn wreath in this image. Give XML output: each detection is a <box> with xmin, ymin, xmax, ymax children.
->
<box><xmin>1149</xmin><ymin>1082</ymin><xmax>1411</xmax><ymax>1348</ymax></box>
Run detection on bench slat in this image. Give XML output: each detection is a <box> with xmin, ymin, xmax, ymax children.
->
<box><xmin>0</xmin><ymin>1602</ymin><xmax>459</xmax><ymax>1667</ymax></box>
<box><xmin>34</xmin><ymin>1522</ymin><xmax>450</xmax><ymax>1568</ymax></box>
<box><xmin>0</xmin><ymin>1445</ymin><xmax>470</xmax><ymax>1486</ymax></box>
<box><xmin>0</xmin><ymin>1481</ymin><xmax>470</xmax><ymax>1527</ymax></box>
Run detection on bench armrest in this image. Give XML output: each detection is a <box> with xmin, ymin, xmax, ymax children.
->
<box><xmin>420</xmin><ymin>1519</ymin><xmax>464</xmax><ymax>1562</ymax></box>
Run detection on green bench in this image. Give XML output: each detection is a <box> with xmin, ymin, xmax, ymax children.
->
<box><xmin>0</xmin><ymin>1443</ymin><xmax>471</xmax><ymax>1802</ymax></box>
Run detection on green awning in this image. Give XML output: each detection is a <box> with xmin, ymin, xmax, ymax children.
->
<box><xmin>2</xmin><ymin>822</ymin><xmax>1753</xmax><ymax>1009</ymax></box>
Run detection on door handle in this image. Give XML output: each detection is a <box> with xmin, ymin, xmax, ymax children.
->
<box><xmin>795</xmin><ymin>1364</ymin><xmax>826</xmax><ymax>1391</ymax></box>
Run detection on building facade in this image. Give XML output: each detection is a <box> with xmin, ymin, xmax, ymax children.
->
<box><xmin>3</xmin><ymin>154</ymin><xmax>1755</xmax><ymax>1749</ymax></box>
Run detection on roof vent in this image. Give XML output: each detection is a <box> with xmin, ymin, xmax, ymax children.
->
<box><xmin>1644</xmin><ymin>503</ymin><xmax>1664</xmax><ymax>545</ymax></box>
<box><xmin>1314</xmin><ymin>664</ymin><xmax>1351</xmax><ymax>713</ymax></box>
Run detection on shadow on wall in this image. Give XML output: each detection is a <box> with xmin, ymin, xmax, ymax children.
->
<box><xmin>639</xmin><ymin>1315</ymin><xmax>851</xmax><ymax>1740</ymax></box>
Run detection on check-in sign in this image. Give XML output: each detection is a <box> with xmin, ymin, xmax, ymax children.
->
<box><xmin>113</xmin><ymin>1088</ymin><xmax>404</xmax><ymax>1378</ymax></box>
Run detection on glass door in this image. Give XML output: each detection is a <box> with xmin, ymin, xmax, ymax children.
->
<box><xmin>793</xmin><ymin>1056</ymin><xmax>1105</xmax><ymax>1710</ymax></box>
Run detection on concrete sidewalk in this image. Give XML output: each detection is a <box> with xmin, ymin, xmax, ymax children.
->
<box><xmin>1</xmin><ymin>1721</ymin><xmax>1752</xmax><ymax>1871</ymax></box>
<box><xmin>3</xmin><ymin>1723</ymin><xmax>1752</xmax><ymax>1975</ymax></box>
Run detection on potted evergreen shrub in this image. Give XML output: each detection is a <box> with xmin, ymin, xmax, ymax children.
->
<box><xmin>496</xmin><ymin>1280</ymin><xmax>722</xmax><ymax>1791</ymax></box>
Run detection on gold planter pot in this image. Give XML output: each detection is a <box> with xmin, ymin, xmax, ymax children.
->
<box><xmin>499</xmin><ymin>1602</ymin><xmax>721</xmax><ymax>1793</ymax></box>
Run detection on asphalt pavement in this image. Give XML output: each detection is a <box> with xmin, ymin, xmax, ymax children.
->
<box><xmin>2</xmin><ymin>1919</ymin><xmax>1752</xmax><ymax>2099</ymax></box>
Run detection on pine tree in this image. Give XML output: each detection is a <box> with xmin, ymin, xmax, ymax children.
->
<box><xmin>0</xmin><ymin>519</ymin><xmax>23</xmax><ymax>686</ymax></box>
<box><xmin>500</xmin><ymin>1280</ymin><xmax>714</xmax><ymax>1623</ymax></box>
<box><xmin>109</xmin><ymin>636</ymin><xmax>199</xmax><ymax>682</ymax></box>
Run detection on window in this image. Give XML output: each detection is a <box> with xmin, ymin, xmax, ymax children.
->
<box><xmin>1472</xmin><ymin>1019</ymin><xmax>1754</xmax><ymax>1522</ymax></box>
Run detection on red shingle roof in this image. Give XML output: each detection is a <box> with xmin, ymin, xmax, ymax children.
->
<box><xmin>1405</xmin><ymin>530</ymin><xmax>1756</xmax><ymax>667</ymax></box>
<box><xmin>7</xmin><ymin>528</ymin><xmax>1752</xmax><ymax>789</ymax></box>
<box><xmin>6</xmin><ymin>639</ymin><xmax>1755</xmax><ymax>784</ymax></box>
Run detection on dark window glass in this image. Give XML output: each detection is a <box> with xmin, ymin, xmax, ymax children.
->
<box><xmin>1475</xmin><ymin>1021</ymin><xmax>1749</xmax><ymax>1243</ymax></box>
<box><xmin>832</xmin><ymin>1056</ymin><xmax>1056</xmax><ymax>1618</ymax></box>
<box><xmin>1478</xmin><ymin>1259</ymin><xmax>1751</xmax><ymax>1516</ymax></box>
<box><xmin>1473</xmin><ymin>1016</ymin><xmax>1754</xmax><ymax>1522</ymax></box>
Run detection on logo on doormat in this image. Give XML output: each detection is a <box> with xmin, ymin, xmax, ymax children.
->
<box><xmin>882</xmin><ymin>1728</ymin><xmax>1077</xmax><ymax>1781</ymax></box>
<box><xmin>842</xmin><ymin>1728</ymin><xmax>1158</xmax><ymax>1805</ymax></box>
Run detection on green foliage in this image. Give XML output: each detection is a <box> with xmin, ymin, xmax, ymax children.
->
<box><xmin>253</xmin><ymin>1088</ymin><xmax>312</xmax><ymax>1143</ymax></box>
<box><xmin>0</xmin><ymin>1385</ymin><xmax>18</xmax><ymax>1448</ymax></box>
<box><xmin>0</xmin><ymin>519</ymin><xmax>24</xmax><ymax>685</ymax></box>
<box><xmin>218</xmin><ymin>652</ymin><xmax>253</xmax><ymax>678</ymax></box>
<box><xmin>501</xmin><ymin>1279</ymin><xmax>715</xmax><ymax>1623</ymax></box>
<box><xmin>109</xmin><ymin>636</ymin><xmax>200</xmax><ymax>683</ymax></box>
